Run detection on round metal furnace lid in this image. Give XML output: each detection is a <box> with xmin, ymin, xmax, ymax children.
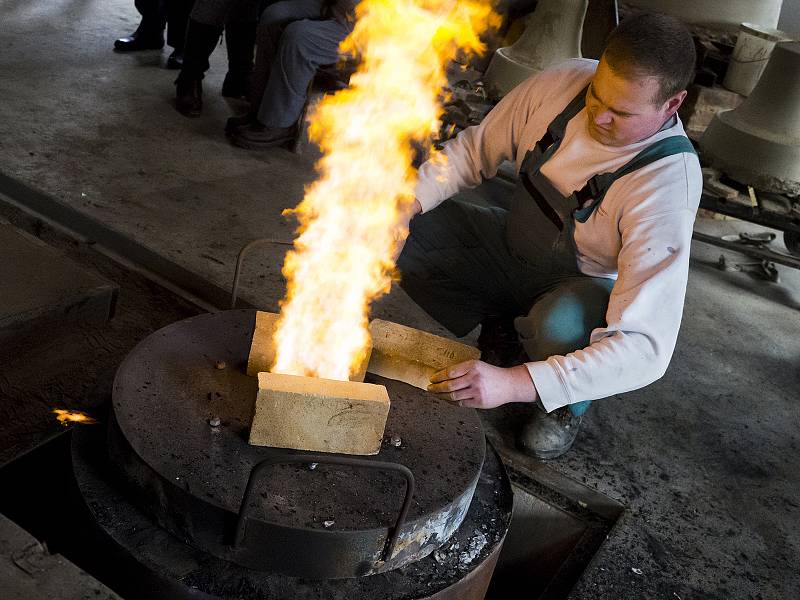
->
<box><xmin>110</xmin><ymin>309</ymin><xmax>485</xmax><ymax>578</ymax></box>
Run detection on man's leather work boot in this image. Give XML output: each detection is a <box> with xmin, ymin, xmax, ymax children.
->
<box><xmin>175</xmin><ymin>78</ymin><xmax>203</xmax><ymax>117</ymax></box>
<box><xmin>518</xmin><ymin>406</ymin><xmax>584</xmax><ymax>460</ymax></box>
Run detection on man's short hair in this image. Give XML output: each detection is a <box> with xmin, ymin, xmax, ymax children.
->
<box><xmin>602</xmin><ymin>12</ymin><xmax>696</xmax><ymax>104</ymax></box>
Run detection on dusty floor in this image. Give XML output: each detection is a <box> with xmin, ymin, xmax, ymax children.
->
<box><xmin>1</xmin><ymin>1</ymin><xmax>799</xmax><ymax>599</ymax></box>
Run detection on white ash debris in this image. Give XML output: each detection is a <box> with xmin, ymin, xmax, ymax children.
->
<box><xmin>458</xmin><ymin>531</ymin><xmax>487</xmax><ymax>564</ymax></box>
<box><xmin>432</xmin><ymin>530</ymin><xmax>488</xmax><ymax>568</ymax></box>
<box><xmin>433</xmin><ymin>545</ymin><xmax>453</xmax><ymax>564</ymax></box>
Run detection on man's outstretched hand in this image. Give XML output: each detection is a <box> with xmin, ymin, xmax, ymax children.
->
<box><xmin>427</xmin><ymin>360</ymin><xmax>539</xmax><ymax>409</ymax></box>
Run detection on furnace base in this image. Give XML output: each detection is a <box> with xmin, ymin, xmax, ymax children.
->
<box><xmin>73</xmin><ymin>425</ymin><xmax>512</xmax><ymax>599</ymax></box>
<box><xmin>109</xmin><ymin>309</ymin><xmax>486</xmax><ymax>578</ymax></box>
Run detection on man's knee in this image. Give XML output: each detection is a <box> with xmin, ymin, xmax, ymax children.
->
<box><xmin>279</xmin><ymin>21</ymin><xmax>309</xmax><ymax>53</ymax></box>
<box><xmin>259</xmin><ymin>0</ymin><xmax>302</xmax><ymax>26</ymax></box>
<box><xmin>515</xmin><ymin>277</ymin><xmax>614</xmax><ymax>361</ymax></box>
<box><xmin>279</xmin><ymin>20</ymin><xmax>343</xmax><ymax>66</ymax></box>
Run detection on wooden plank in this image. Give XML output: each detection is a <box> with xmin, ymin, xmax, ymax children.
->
<box><xmin>367</xmin><ymin>320</ymin><xmax>481</xmax><ymax>390</ymax></box>
<box><xmin>250</xmin><ymin>372</ymin><xmax>390</xmax><ymax>455</ymax></box>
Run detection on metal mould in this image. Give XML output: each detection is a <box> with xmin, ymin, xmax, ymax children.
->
<box><xmin>73</xmin><ymin>425</ymin><xmax>512</xmax><ymax>599</ymax></box>
<box><xmin>108</xmin><ymin>309</ymin><xmax>486</xmax><ymax>579</ymax></box>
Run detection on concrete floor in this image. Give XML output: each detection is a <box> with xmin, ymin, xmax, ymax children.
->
<box><xmin>1</xmin><ymin>1</ymin><xmax>799</xmax><ymax>598</ymax></box>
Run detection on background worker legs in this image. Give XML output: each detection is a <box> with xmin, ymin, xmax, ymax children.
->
<box><xmin>165</xmin><ymin>0</ymin><xmax>195</xmax><ymax>68</ymax></box>
<box><xmin>257</xmin><ymin>18</ymin><xmax>349</xmax><ymax>128</ymax></box>
<box><xmin>175</xmin><ymin>0</ymin><xmax>262</xmax><ymax>116</ymax></box>
<box><xmin>248</xmin><ymin>0</ymin><xmax>324</xmax><ymax>109</ymax></box>
<box><xmin>229</xmin><ymin>0</ymin><xmax>350</xmax><ymax>148</ymax></box>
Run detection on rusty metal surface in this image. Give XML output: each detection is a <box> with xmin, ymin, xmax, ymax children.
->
<box><xmin>109</xmin><ymin>309</ymin><xmax>486</xmax><ymax>578</ymax></box>
<box><xmin>73</xmin><ymin>425</ymin><xmax>513</xmax><ymax>598</ymax></box>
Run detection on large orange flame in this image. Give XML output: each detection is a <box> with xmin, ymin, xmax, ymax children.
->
<box><xmin>272</xmin><ymin>0</ymin><xmax>498</xmax><ymax>380</ymax></box>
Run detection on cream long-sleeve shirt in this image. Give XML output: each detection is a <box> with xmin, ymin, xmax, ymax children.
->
<box><xmin>413</xmin><ymin>59</ymin><xmax>702</xmax><ymax>412</ymax></box>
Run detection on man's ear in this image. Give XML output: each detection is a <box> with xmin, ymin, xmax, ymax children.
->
<box><xmin>665</xmin><ymin>89</ymin><xmax>688</xmax><ymax>117</ymax></box>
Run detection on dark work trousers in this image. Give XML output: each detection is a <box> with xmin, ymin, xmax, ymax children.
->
<box><xmin>167</xmin><ymin>0</ymin><xmax>195</xmax><ymax>51</ymax></box>
<box><xmin>179</xmin><ymin>0</ymin><xmax>263</xmax><ymax>81</ymax></box>
<box><xmin>251</xmin><ymin>0</ymin><xmax>350</xmax><ymax>128</ymax></box>
<box><xmin>397</xmin><ymin>197</ymin><xmax>613</xmax><ymax>418</ymax></box>
<box><xmin>131</xmin><ymin>0</ymin><xmax>164</xmax><ymax>38</ymax></box>
<box><xmin>190</xmin><ymin>0</ymin><xmax>261</xmax><ymax>26</ymax></box>
<box><xmin>131</xmin><ymin>0</ymin><xmax>194</xmax><ymax>51</ymax></box>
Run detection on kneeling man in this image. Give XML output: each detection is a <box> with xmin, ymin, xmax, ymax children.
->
<box><xmin>399</xmin><ymin>13</ymin><xmax>702</xmax><ymax>459</ymax></box>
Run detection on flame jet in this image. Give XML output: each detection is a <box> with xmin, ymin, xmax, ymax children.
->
<box><xmin>272</xmin><ymin>0</ymin><xmax>499</xmax><ymax>381</ymax></box>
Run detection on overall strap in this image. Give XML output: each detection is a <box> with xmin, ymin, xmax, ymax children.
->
<box><xmin>537</xmin><ymin>85</ymin><xmax>590</xmax><ymax>151</ymax></box>
<box><xmin>573</xmin><ymin>135</ymin><xmax>697</xmax><ymax>223</ymax></box>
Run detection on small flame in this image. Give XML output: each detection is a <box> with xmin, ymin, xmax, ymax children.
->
<box><xmin>272</xmin><ymin>0</ymin><xmax>498</xmax><ymax>380</ymax></box>
<box><xmin>53</xmin><ymin>409</ymin><xmax>98</xmax><ymax>426</ymax></box>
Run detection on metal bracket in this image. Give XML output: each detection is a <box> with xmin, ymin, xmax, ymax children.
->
<box><xmin>693</xmin><ymin>231</ymin><xmax>800</xmax><ymax>271</ymax></box>
<box><xmin>229</xmin><ymin>238</ymin><xmax>292</xmax><ymax>309</ymax></box>
<box><xmin>233</xmin><ymin>453</ymin><xmax>415</xmax><ymax>564</ymax></box>
<box><xmin>717</xmin><ymin>254</ymin><xmax>780</xmax><ymax>282</ymax></box>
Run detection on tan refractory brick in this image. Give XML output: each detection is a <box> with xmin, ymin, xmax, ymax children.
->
<box><xmin>367</xmin><ymin>319</ymin><xmax>481</xmax><ymax>390</ymax></box>
<box><xmin>247</xmin><ymin>311</ymin><xmax>280</xmax><ymax>376</ymax></box>
<box><xmin>247</xmin><ymin>311</ymin><xmax>371</xmax><ymax>381</ymax></box>
<box><xmin>250</xmin><ymin>372</ymin><xmax>390</xmax><ymax>455</ymax></box>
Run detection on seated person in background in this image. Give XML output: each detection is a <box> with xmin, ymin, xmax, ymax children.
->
<box><xmin>114</xmin><ymin>0</ymin><xmax>194</xmax><ymax>70</ymax></box>
<box><xmin>226</xmin><ymin>0</ymin><xmax>357</xmax><ymax>149</ymax></box>
<box><xmin>174</xmin><ymin>0</ymin><xmax>266</xmax><ymax>117</ymax></box>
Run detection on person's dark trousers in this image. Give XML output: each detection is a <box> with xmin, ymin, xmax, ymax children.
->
<box><xmin>222</xmin><ymin>20</ymin><xmax>258</xmax><ymax>98</ymax></box>
<box><xmin>178</xmin><ymin>19</ymin><xmax>223</xmax><ymax>81</ymax></box>
<box><xmin>175</xmin><ymin>19</ymin><xmax>222</xmax><ymax>116</ymax></box>
<box><xmin>167</xmin><ymin>0</ymin><xmax>195</xmax><ymax>52</ymax></box>
<box><xmin>117</xmin><ymin>0</ymin><xmax>194</xmax><ymax>54</ymax></box>
<box><xmin>174</xmin><ymin>0</ymin><xmax>263</xmax><ymax>114</ymax></box>
<box><xmin>135</xmin><ymin>0</ymin><xmax>166</xmax><ymax>39</ymax></box>
<box><xmin>248</xmin><ymin>0</ymin><xmax>323</xmax><ymax>110</ymax></box>
<box><xmin>251</xmin><ymin>0</ymin><xmax>349</xmax><ymax>129</ymax></box>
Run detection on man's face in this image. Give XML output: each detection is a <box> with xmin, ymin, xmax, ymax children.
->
<box><xmin>585</xmin><ymin>58</ymin><xmax>686</xmax><ymax>147</ymax></box>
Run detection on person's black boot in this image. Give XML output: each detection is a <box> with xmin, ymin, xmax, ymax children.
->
<box><xmin>221</xmin><ymin>20</ymin><xmax>257</xmax><ymax>99</ymax></box>
<box><xmin>114</xmin><ymin>21</ymin><xmax>165</xmax><ymax>51</ymax></box>
<box><xmin>174</xmin><ymin>19</ymin><xmax>222</xmax><ymax>116</ymax></box>
<box><xmin>166</xmin><ymin>49</ymin><xmax>184</xmax><ymax>70</ymax></box>
<box><xmin>230</xmin><ymin>121</ymin><xmax>297</xmax><ymax>149</ymax></box>
<box><xmin>175</xmin><ymin>77</ymin><xmax>203</xmax><ymax>117</ymax></box>
<box><xmin>221</xmin><ymin>72</ymin><xmax>250</xmax><ymax>100</ymax></box>
<box><xmin>225</xmin><ymin>112</ymin><xmax>256</xmax><ymax>135</ymax></box>
<box><xmin>518</xmin><ymin>406</ymin><xmax>584</xmax><ymax>460</ymax></box>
